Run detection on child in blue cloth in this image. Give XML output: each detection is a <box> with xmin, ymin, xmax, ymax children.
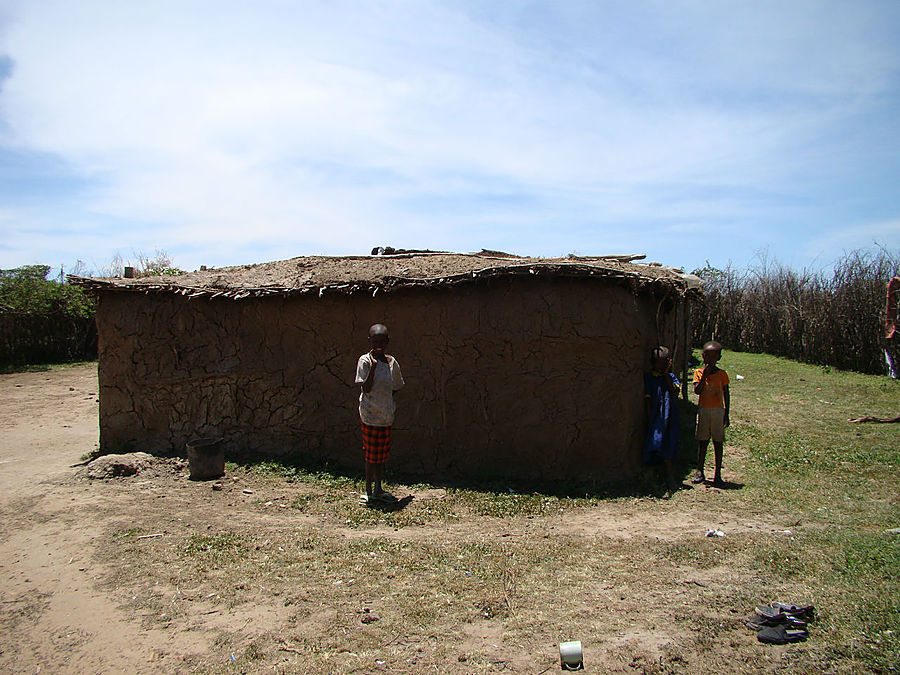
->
<box><xmin>643</xmin><ymin>346</ymin><xmax>681</xmax><ymax>497</ymax></box>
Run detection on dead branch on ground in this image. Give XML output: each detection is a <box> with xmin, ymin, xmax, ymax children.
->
<box><xmin>848</xmin><ymin>415</ymin><xmax>900</xmax><ymax>423</ymax></box>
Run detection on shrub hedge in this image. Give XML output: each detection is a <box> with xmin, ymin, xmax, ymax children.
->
<box><xmin>0</xmin><ymin>265</ymin><xmax>97</xmax><ymax>366</ymax></box>
<box><xmin>691</xmin><ymin>249</ymin><xmax>899</xmax><ymax>375</ymax></box>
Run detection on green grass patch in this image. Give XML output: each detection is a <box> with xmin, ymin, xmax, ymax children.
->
<box><xmin>182</xmin><ymin>532</ymin><xmax>250</xmax><ymax>566</ymax></box>
<box><xmin>705</xmin><ymin>350</ymin><xmax>899</xmax><ymax>501</ymax></box>
<box><xmin>702</xmin><ymin>350</ymin><xmax>900</xmax><ymax>670</ymax></box>
<box><xmin>0</xmin><ymin>360</ymin><xmax>98</xmax><ymax>374</ymax></box>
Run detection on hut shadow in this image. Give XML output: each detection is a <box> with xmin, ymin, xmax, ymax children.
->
<box><xmin>212</xmin><ymin>396</ymin><xmax>720</xmax><ymax>500</ymax></box>
<box><xmin>216</xmin><ymin>449</ymin><xmax>697</xmax><ymax>500</ymax></box>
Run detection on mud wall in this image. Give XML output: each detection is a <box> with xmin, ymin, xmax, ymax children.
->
<box><xmin>96</xmin><ymin>277</ymin><xmax>681</xmax><ymax>484</ymax></box>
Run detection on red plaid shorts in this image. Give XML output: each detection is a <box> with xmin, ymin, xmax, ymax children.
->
<box><xmin>361</xmin><ymin>422</ymin><xmax>392</xmax><ymax>464</ymax></box>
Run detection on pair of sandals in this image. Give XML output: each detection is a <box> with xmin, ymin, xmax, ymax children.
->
<box><xmin>359</xmin><ymin>491</ymin><xmax>398</xmax><ymax>506</ymax></box>
<box><xmin>745</xmin><ymin>602</ymin><xmax>815</xmax><ymax>644</ymax></box>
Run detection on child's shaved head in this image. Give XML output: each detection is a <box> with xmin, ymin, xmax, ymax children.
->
<box><xmin>702</xmin><ymin>340</ymin><xmax>723</xmax><ymax>353</ymax></box>
<box><xmin>651</xmin><ymin>346</ymin><xmax>671</xmax><ymax>361</ymax></box>
<box><xmin>369</xmin><ymin>324</ymin><xmax>389</xmax><ymax>338</ymax></box>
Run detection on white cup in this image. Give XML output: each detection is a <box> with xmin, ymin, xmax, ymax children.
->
<box><xmin>558</xmin><ymin>640</ymin><xmax>583</xmax><ymax>670</ymax></box>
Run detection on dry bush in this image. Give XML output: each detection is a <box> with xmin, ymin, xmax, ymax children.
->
<box><xmin>692</xmin><ymin>248</ymin><xmax>899</xmax><ymax>375</ymax></box>
<box><xmin>88</xmin><ymin>249</ymin><xmax>184</xmax><ymax>278</ymax></box>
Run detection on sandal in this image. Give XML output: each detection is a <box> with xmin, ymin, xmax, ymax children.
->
<box><xmin>772</xmin><ymin>602</ymin><xmax>815</xmax><ymax>622</ymax></box>
<box><xmin>757</xmin><ymin>625</ymin><xmax>809</xmax><ymax>644</ymax></box>
<box><xmin>744</xmin><ymin>614</ymin><xmax>779</xmax><ymax>631</ymax></box>
<box><xmin>745</xmin><ymin>608</ymin><xmax>807</xmax><ymax>631</ymax></box>
<box><xmin>691</xmin><ymin>471</ymin><xmax>706</xmax><ymax>484</ymax></box>
<box><xmin>754</xmin><ymin>605</ymin><xmax>783</xmax><ymax>619</ymax></box>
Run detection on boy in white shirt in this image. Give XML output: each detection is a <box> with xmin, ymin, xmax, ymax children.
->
<box><xmin>355</xmin><ymin>324</ymin><xmax>404</xmax><ymax>504</ymax></box>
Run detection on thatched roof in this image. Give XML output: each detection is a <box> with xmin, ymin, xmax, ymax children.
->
<box><xmin>69</xmin><ymin>251</ymin><xmax>700</xmax><ymax>300</ymax></box>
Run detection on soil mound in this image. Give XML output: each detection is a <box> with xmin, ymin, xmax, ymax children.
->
<box><xmin>84</xmin><ymin>452</ymin><xmax>153</xmax><ymax>479</ymax></box>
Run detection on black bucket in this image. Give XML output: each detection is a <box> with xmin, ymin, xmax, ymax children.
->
<box><xmin>187</xmin><ymin>437</ymin><xmax>225</xmax><ymax>480</ymax></box>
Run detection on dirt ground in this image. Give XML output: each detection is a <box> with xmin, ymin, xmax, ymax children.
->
<box><xmin>1</xmin><ymin>364</ymin><xmax>816</xmax><ymax>674</ymax></box>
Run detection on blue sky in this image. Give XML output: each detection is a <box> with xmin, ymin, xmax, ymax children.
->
<box><xmin>1</xmin><ymin>0</ymin><xmax>898</xmax><ymax>276</ymax></box>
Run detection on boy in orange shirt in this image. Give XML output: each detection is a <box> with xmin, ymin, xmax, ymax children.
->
<box><xmin>692</xmin><ymin>341</ymin><xmax>730</xmax><ymax>487</ymax></box>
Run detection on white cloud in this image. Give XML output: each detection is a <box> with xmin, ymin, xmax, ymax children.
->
<box><xmin>0</xmin><ymin>1</ymin><xmax>898</xmax><ymax>272</ymax></box>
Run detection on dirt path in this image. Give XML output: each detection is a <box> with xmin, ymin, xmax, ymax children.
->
<box><xmin>1</xmin><ymin>365</ymin><xmax>805</xmax><ymax>674</ymax></box>
<box><xmin>0</xmin><ymin>366</ymin><xmax>199</xmax><ymax>673</ymax></box>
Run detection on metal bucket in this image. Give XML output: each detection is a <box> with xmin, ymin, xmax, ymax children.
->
<box><xmin>186</xmin><ymin>437</ymin><xmax>224</xmax><ymax>480</ymax></box>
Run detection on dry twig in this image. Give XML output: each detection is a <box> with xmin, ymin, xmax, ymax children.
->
<box><xmin>848</xmin><ymin>415</ymin><xmax>900</xmax><ymax>423</ymax></box>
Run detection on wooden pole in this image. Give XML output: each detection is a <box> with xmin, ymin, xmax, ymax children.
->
<box><xmin>682</xmin><ymin>298</ymin><xmax>691</xmax><ymax>400</ymax></box>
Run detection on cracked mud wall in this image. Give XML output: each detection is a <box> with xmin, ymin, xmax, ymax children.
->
<box><xmin>96</xmin><ymin>277</ymin><xmax>680</xmax><ymax>483</ymax></box>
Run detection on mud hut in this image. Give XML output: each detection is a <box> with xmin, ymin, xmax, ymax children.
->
<box><xmin>71</xmin><ymin>251</ymin><xmax>700</xmax><ymax>484</ymax></box>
